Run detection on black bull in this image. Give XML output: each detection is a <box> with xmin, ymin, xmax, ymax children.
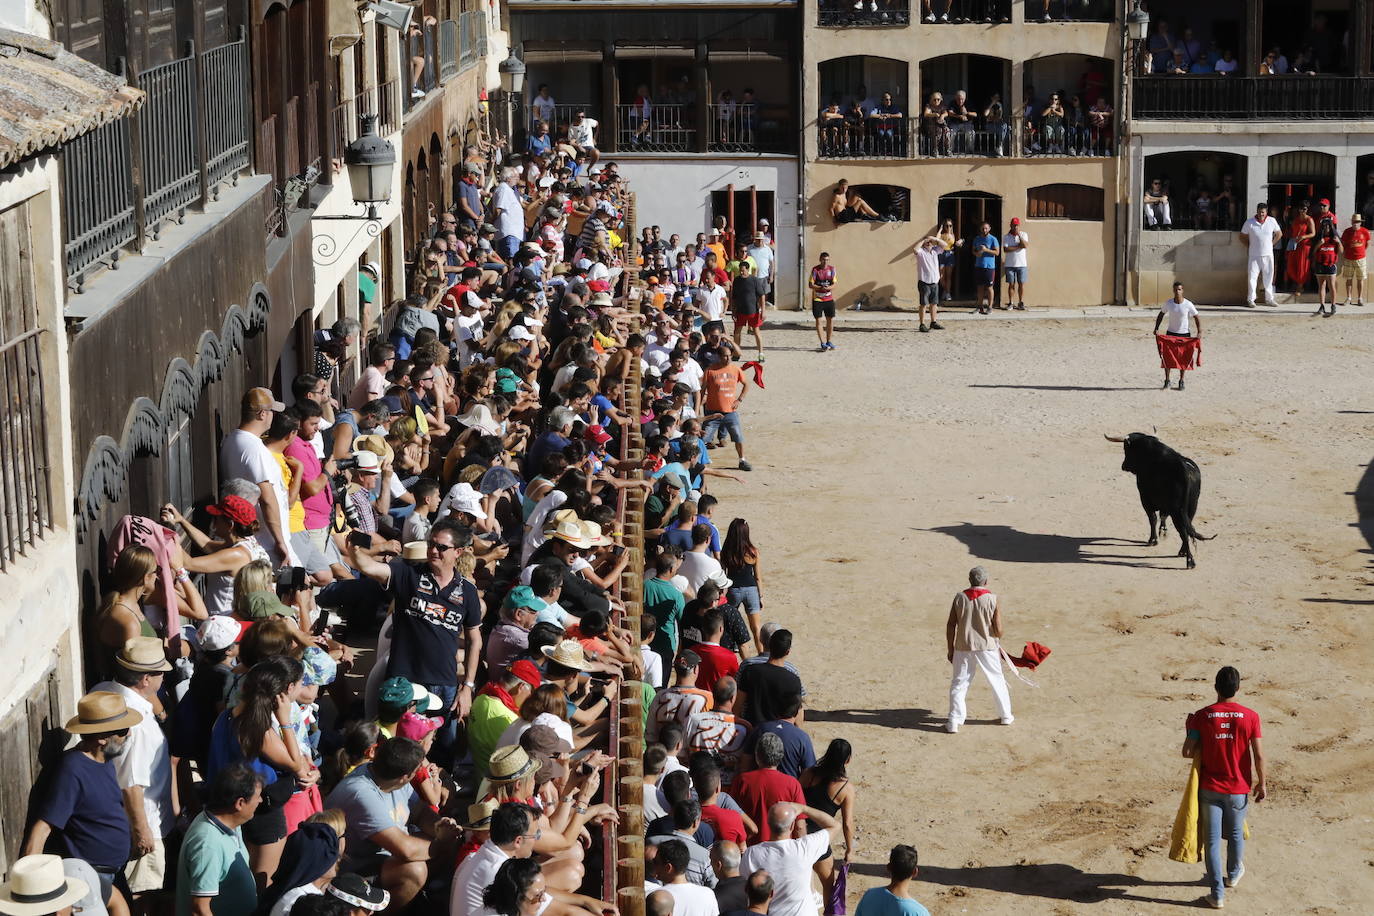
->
<box><xmin>1105</xmin><ymin>433</ymin><xmax>1215</xmax><ymax>569</ymax></box>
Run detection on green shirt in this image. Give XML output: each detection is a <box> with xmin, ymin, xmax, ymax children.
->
<box><xmin>468</xmin><ymin>694</ymin><xmax>519</xmax><ymax>776</ymax></box>
<box><xmin>176</xmin><ymin>811</ymin><xmax>256</xmax><ymax>916</ymax></box>
<box><xmin>644</xmin><ymin>577</ymin><xmax>685</xmax><ymax>662</ymax></box>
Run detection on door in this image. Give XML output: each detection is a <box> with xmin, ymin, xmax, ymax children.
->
<box><xmin>937</xmin><ymin>192</ymin><xmax>1002</xmax><ymax>306</ymax></box>
<box><xmin>711</xmin><ymin>189</ymin><xmax>776</xmax><ymax>251</ymax></box>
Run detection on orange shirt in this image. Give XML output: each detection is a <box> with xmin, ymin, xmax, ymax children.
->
<box><xmin>704</xmin><ymin>364</ymin><xmax>746</xmax><ymax>413</ymax></box>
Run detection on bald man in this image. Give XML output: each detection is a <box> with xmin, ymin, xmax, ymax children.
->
<box><xmin>740</xmin><ymin>803</ymin><xmax>838</xmax><ymax>916</ymax></box>
<box><xmin>648</xmin><ymin>889</ymin><xmax>676</xmax><ymax>916</ymax></box>
<box><xmin>711</xmin><ymin>841</ymin><xmax>746</xmax><ymax>912</ymax></box>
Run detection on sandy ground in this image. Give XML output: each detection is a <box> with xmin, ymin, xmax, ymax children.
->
<box><xmin>701</xmin><ymin>312</ymin><xmax>1374</xmax><ymax>914</ymax></box>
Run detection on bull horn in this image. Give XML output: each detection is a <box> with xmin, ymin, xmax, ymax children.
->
<box><xmin>1103</xmin><ymin>434</ymin><xmax>1127</xmax><ymax>443</ymax></box>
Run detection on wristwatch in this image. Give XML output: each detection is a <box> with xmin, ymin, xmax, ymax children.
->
<box><xmin>463</xmin><ymin>681</ymin><xmax>476</xmax><ymax>689</ymax></box>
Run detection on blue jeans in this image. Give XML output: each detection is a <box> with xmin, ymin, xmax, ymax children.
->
<box><xmin>703</xmin><ymin>411</ymin><xmax>744</xmax><ymax>444</ymax></box>
<box><xmin>419</xmin><ymin>682</ymin><xmax>459</xmax><ymax>767</ymax></box>
<box><xmin>1199</xmin><ymin>789</ymin><xmax>1247</xmax><ymax>899</ymax></box>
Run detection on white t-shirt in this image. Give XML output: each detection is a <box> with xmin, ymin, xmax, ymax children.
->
<box><xmin>678</xmin><ymin>551</ymin><xmax>730</xmax><ymax>593</ymax></box>
<box><xmin>1241</xmin><ymin>216</ymin><xmax>1280</xmax><ymax>258</ymax></box>
<box><xmin>270</xmin><ymin>884</ymin><xmax>322</xmax><ymax>916</ymax></box>
<box><xmin>571</xmin><ymin>118</ymin><xmax>599</xmax><ymax>148</ymax></box>
<box><xmin>492</xmin><ymin>182</ymin><xmax>524</xmax><ymax>240</ymax></box>
<box><xmin>219</xmin><ymin>429</ymin><xmax>289</xmax><ymax>556</ymax></box>
<box><xmin>451</xmin><ymin>840</ymin><xmax>510</xmax><ymax>916</ymax></box>
<box><xmin>1160</xmin><ymin>297</ymin><xmax>1199</xmax><ymax>335</ymax></box>
<box><xmin>697</xmin><ymin>285</ymin><xmax>728</xmax><ymax>322</ymax></box>
<box><xmin>747</xmin><ymin>245</ymin><xmax>776</xmax><ymax>280</ymax></box>
<box><xmin>672</xmin><ymin>358</ymin><xmax>704</xmax><ymax>392</ymax></box>
<box><xmin>531</xmin><ymin>93</ymin><xmax>557</xmax><ymax>123</ymax></box>
<box><xmin>740</xmin><ymin>831</ymin><xmax>833</xmax><ymax>916</ymax></box>
<box><xmin>662</xmin><ymin>882</ymin><xmax>719</xmax><ymax>916</ymax></box>
<box><xmin>1002</xmin><ymin>231</ymin><xmax>1029</xmax><ymax>268</ymax></box>
<box><xmin>91</xmin><ymin>682</ymin><xmax>174</xmax><ymax>838</ymax></box>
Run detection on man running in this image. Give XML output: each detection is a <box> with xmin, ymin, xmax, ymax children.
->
<box><xmin>731</xmin><ymin>260</ymin><xmax>767</xmax><ymax>361</ymax></box>
<box><xmin>1153</xmin><ymin>281</ymin><xmax>1202</xmax><ymax>391</ymax></box>
<box><xmin>809</xmin><ymin>252</ymin><xmax>838</xmax><ymax>352</ymax></box>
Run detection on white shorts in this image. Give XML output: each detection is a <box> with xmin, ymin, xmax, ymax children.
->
<box><xmin>124</xmin><ymin>835</ymin><xmax>167</xmax><ymax>894</ymax></box>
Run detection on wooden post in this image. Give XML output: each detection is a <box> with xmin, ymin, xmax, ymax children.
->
<box><xmin>620</xmin><ymin>773</ymin><xmax>643</xmax><ymax>808</ymax></box>
<box><xmin>618</xmin><ymin>886</ymin><xmax>645</xmax><ymax>916</ymax></box>
<box><xmin>618</xmin><ymin>854</ymin><xmax>645</xmax><ymax>890</ymax></box>
<box><xmin>619</xmin><ymin>757</ymin><xmax>642</xmax><ymax>780</ymax></box>
<box><xmin>1244</xmin><ymin>0</ymin><xmax>1261</xmax><ymax>76</ymax></box>
<box><xmin>620</xmin><ymin>734</ymin><xmax>643</xmax><ymax>761</ymax></box>
<box><xmin>620</xmin><ymin>713</ymin><xmax>642</xmax><ymax>740</ymax></box>
<box><xmin>694</xmin><ymin>43</ymin><xmax>709</xmax><ymax>154</ymax></box>
<box><xmin>619</xmin><ymin>802</ymin><xmax>643</xmax><ymax>837</ymax></box>
<box><xmin>601</xmin><ymin>42</ymin><xmax>618</xmax><ymax>153</ymax></box>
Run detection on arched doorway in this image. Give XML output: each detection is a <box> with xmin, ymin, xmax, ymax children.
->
<box><xmin>936</xmin><ymin>191</ymin><xmax>1002</xmax><ymax>306</ymax></box>
<box><xmin>429</xmin><ymin>134</ymin><xmax>444</xmax><ymax>221</ymax></box>
<box><xmin>1268</xmin><ymin>151</ymin><xmax>1336</xmax><ymax>291</ymax></box>
<box><xmin>414</xmin><ymin>148</ymin><xmax>429</xmax><ymax>254</ymax></box>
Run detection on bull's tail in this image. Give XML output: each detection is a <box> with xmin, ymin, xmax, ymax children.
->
<box><xmin>1181</xmin><ymin>520</ymin><xmax>1215</xmax><ymax>542</ymax></box>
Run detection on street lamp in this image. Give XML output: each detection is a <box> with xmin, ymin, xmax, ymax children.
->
<box><xmin>1126</xmin><ymin>0</ymin><xmax>1150</xmax><ymax>43</ymax></box>
<box><xmin>342</xmin><ymin>114</ymin><xmax>396</xmax><ymax>221</ymax></box>
<box><xmin>313</xmin><ymin>113</ymin><xmax>396</xmax><ymax>267</ymax></box>
<box><xmin>499</xmin><ymin>50</ymin><xmax>526</xmax><ymax>147</ymax></box>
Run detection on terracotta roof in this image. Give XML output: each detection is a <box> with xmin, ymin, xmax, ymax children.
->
<box><xmin>0</xmin><ymin>27</ymin><xmax>144</xmax><ymax>169</ymax></box>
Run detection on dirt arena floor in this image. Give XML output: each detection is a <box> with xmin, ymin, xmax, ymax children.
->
<box><xmin>702</xmin><ymin>312</ymin><xmax>1374</xmax><ymax>914</ymax></box>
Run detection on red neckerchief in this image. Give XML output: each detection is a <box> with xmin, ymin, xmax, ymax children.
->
<box><xmin>479</xmin><ymin>682</ymin><xmax>519</xmax><ymax>714</ymax></box>
<box><xmin>963</xmin><ymin>587</ymin><xmax>991</xmax><ymax>600</ymax></box>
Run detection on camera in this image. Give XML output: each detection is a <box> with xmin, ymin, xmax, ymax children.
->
<box><xmin>276</xmin><ymin>566</ymin><xmax>307</xmax><ymax>592</ymax></box>
<box><xmin>335</xmin><ymin>457</ymin><xmax>360</xmax><ymax>472</ymax></box>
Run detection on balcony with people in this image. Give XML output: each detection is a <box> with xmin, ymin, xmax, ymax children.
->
<box><xmin>917</xmin><ymin>55</ymin><xmax>1010</xmax><ymax>157</ymax></box>
<box><xmin>1022</xmin><ymin>0</ymin><xmax>1112</xmax><ymax>24</ymax></box>
<box><xmin>816</xmin><ymin>57</ymin><xmax>910</xmax><ymax>159</ymax></box>
<box><xmin>1132</xmin><ymin>0</ymin><xmax>1374</xmax><ymax>119</ymax></box>
<box><xmin>1020</xmin><ymin>55</ymin><xmax>1115</xmax><ymax>156</ymax></box>
<box><xmin>818</xmin><ymin>0</ymin><xmax>912</xmax><ymax>28</ymax></box>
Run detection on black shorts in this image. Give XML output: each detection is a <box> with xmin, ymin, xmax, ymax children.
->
<box><xmin>812</xmin><ymin>299</ymin><xmax>836</xmax><ymax>319</ymax></box>
<box><xmin>835</xmin><ymin>209</ymin><xmax>858</xmax><ymax>224</ymax></box>
<box><xmin>976</xmin><ymin>267</ymin><xmax>996</xmax><ymax>287</ymax></box>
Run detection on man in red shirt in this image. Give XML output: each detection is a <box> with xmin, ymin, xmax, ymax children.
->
<box><xmin>1340</xmin><ymin>212</ymin><xmax>1369</xmax><ymax>306</ymax></box>
<box><xmin>1183</xmin><ymin>666</ymin><xmax>1266</xmax><ymax>909</ymax></box>
<box><xmin>730</xmin><ymin>732</ymin><xmax>804</xmax><ymax>843</ymax></box>
<box><xmin>692</xmin><ymin>762</ymin><xmax>751</xmax><ymax>845</ymax></box>
<box><xmin>702</xmin><ymin>346</ymin><xmax>751</xmax><ymax>472</ymax></box>
<box><xmin>689</xmin><ymin>610</ymin><xmax>741</xmax><ymax>690</ymax></box>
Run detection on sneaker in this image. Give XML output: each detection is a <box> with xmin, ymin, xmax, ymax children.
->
<box><xmin>930</xmin><ymin>321</ymin><xmax>945</xmax><ymax>330</ymax></box>
<box><xmin>738</xmin><ymin>460</ymin><xmax>752</xmax><ymax>471</ymax></box>
<box><xmin>1177</xmin><ymin>378</ymin><xmax>1185</xmax><ymax>390</ymax></box>
<box><xmin>919</xmin><ymin>323</ymin><xmax>929</xmax><ymax>332</ymax></box>
<box><xmin>941</xmin><ymin>292</ymin><xmax>952</xmax><ymax>301</ymax></box>
<box><xmin>1357</xmin><ymin>299</ymin><xmax>1365</xmax><ymax>307</ymax></box>
<box><xmin>869</xmin><ymin>0</ymin><xmax>877</xmax><ymax>10</ymax></box>
<box><xmin>1162</xmin><ymin>379</ymin><xmax>1171</xmax><ymax>389</ymax></box>
<box><xmin>945</xmin><ymin>721</ymin><xmax>959</xmax><ymax>734</ymax></box>
<box><xmin>1263</xmin><ymin>299</ymin><xmax>1278</xmax><ymax>306</ymax></box>
<box><xmin>828</xmin><ymin>340</ymin><xmax>838</xmax><ymax>349</ymax></box>
<box><xmin>1242</xmin><ymin>301</ymin><xmax>1257</xmax><ymax>308</ymax></box>
<box><xmin>999</xmin><ymin>716</ymin><xmax>1014</xmax><ymax>725</ymax></box>
<box><xmin>1225</xmin><ymin>863</ymin><xmax>1244</xmax><ymax>889</ymax></box>
<box><xmin>411</xmin><ymin>87</ymin><xmax>426</xmax><ymax>99</ymax></box>
<box><xmin>1042</xmin><ymin>12</ymin><xmax>1051</xmax><ymax>21</ymax></box>
<box><xmin>1015</xmin><ymin>302</ymin><xmax>1026</xmax><ymax>310</ymax></box>
<box><xmin>1314</xmin><ymin>305</ymin><xmax>1327</xmax><ymax>317</ymax></box>
<box><xmin>939</xmin><ymin>12</ymin><xmax>948</xmax><ymax>21</ymax></box>
<box><xmin>1324</xmin><ymin>304</ymin><xmax>1335</xmax><ymax>317</ymax></box>
<box><xmin>925</xmin><ymin>12</ymin><xmax>936</xmax><ymax>21</ymax></box>
<box><xmin>1202</xmin><ymin>895</ymin><xmax>1224</xmax><ymax>909</ymax></box>
<box><xmin>817</xmin><ymin>344</ymin><xmax>828</xmax><ymax>352</ymax></box>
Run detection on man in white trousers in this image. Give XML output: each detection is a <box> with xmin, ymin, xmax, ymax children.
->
<box><xmin>1239</xmin><ymin>201</ymin><xmax>1282</xmax><ymax>307</ymax></box>
<box><xmin>945</xmin><ymin>565</ymin><xmax>1012</xmax><ymax>733</ymax></box>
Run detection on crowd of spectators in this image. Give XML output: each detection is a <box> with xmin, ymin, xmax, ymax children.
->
<box><xmin>1140</xmin><ymin>13</ymin><xmax>1352</xmax><ymax>77</ymax></box>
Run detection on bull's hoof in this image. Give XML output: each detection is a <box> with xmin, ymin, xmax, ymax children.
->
<box><xmin>1186</xmin><ymin>558</ymin><xmax>1196</xmax><ymax>569</ymax></box>
<box><xmin>1147</xmin><ymin>538</ymin><xmax>1158</xmax><ymax>547</ymax></box>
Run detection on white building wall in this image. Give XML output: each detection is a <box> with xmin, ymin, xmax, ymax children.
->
<box><xmin>612</xmin><ymin>155</ymin><xmax>801</xmax><ymax>309</ymax></box>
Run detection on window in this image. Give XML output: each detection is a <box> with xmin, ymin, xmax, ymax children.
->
<box><xmin>0</xmin><ymin>201</ymin><xmax>54</xmax><ymax>568</ymax></box>
<box><xmin>1027</xmin><ymin>184</ymin><xmax>1104</xmax><ymax>221</ymax></box>
<box><xmin>852</xmin><ymin>185</ymin><xmax>910</xmax><ymax>222</ymax></box>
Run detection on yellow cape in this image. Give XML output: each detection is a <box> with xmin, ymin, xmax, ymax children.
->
<box><xmin>1169</xmin><ymin>757</ymin><xmax>1250</xmax><ymax>863</ymax></box>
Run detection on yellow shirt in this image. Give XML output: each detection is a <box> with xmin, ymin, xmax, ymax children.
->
<box><xmin>273</xmin><ymin>452</ymin><xmax>306</xmax><ymax>534</ymax></box>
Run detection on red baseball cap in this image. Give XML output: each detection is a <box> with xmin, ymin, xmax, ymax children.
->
<box><xmin>1009</xmin><ymin>217</ymin><xmax>1021</xmax><ymax>225</ymax></box>
<box><xmin>585</xmin><ymin>425</ymin><xmax>613</xmax><ymax>446</ymax></box>
<box><xmin>510</xmin><ymin>659</ymin><xmax>543</xmax><ymax>689</ymax></box>
<box><xmin>1319</xmin><ymin>198</ymin><xmax>1330</xmax><ymax>206</ymax></box>
<box><xmin>206</xmin><ymin>494</ymin><xmax>257</xmax><ymax>527</ymax></box>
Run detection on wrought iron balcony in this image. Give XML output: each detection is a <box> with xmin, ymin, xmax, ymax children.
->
<box><xmin>1133</xmin><ymin>75</ymin><xmax>1374</xmax><ymax>120</ymax></box>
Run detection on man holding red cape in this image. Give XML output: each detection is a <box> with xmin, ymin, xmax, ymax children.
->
<box><xmin>1153</xmin><ymin>281</ymin><xmax>1203</xmax><ymax>391</ymax></box>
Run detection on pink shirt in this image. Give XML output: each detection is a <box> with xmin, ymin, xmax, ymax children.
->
<box><xmin>348</xmin><ymin>365</ymin><xmax>387</xmax><ymax>409</ymax></box>
<box><xmin>285</xmin><ymin>436</ymin><xmax>331</xmax><ymax>530</ymax></box>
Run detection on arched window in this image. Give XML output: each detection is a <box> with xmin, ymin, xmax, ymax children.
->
<box><xmin>1027</xmin><ymin>184</ymin><xmax>1104</xmax><ymax>221</ymax></box>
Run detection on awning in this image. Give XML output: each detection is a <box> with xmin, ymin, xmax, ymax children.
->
<box><xmin>0</xmin><ymin>27</ymin><xmax>144</xmax><ymax>169</ymax></box>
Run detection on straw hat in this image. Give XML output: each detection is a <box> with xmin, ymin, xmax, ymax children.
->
<box><xmin>579</xmin><ymin>520</ymin><xmax>612</xmax><ymax>547</ymax></box>
<box><xmin>548</xmin><ymin>516</ymin><xmax>593</xmax><ymax>549</ymax></box>
<box><xmin>488</xmin><ymin>745</ymin><xmax>538</xmax><ymax>783</ymax></box>
<box><xmin>65</xmin><ymin>691</ymin><xmax>143</xmax><ymax>735</ymax></box>
<box><xmin>115</xmin><ymin>636</ymin><xmax>173</xmax><ymax>673</ymax></box>
<box><xmin>0</xmin><ymin>855</ymin><xmax>89</xmax><ymax>916</ymax></box>
<box><xmin>354</xmin><ymin>434</ymin><xmax>394</xmax><ymax>467</ymax></box>
<box><xmin>402</xmin><ymin>540</ymin><xmax>429</xmax><ymax>561</ymax></box>
<box><xmin>466</xmin><ymin>799</ymin><xmax>499</xmax><ymax>829</ymax></box>
<box><xmin>540</xmin><ymin>639</ymin><xmax>591</xmax><ymax>672</ymax></box>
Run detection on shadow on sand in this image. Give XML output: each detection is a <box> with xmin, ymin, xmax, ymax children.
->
<box><xmin>852</xmin><ymin>861</ymin><xmax>1205</xmax><ymax>907</ymax></box>
<box><xmin>924</xmin><ymin>522</ymin><xmax>1182</xmax><ymax>569</ymax></box>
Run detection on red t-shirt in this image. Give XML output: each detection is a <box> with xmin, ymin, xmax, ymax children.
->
<box><xmin>730</xmin><ymin>767</ymin><xmax>804</xmax><ymax>843</ymax></box>
<box><xmin>1186</xmin><ymin>701</ymin><xmax>1262</xmax><ymax>795</ymax></box>
<box><xmin>700</xmin><ymin>803</ymin><xmax>746</xmax><ymax>845</ymax></box>
<box><xmin>704</xmin><ymin>364</ymin><xmax>746</xmax><ymax>413</ymax></box>
<box><xmin>1341</xmin><ymin>226</ymin><xmax>1370</xmax><ymax>259</ymax></box>
<box><xmin>691</xmin><ymin>642</ymin><xmax>740</xmax><ymax>690</ymax></box>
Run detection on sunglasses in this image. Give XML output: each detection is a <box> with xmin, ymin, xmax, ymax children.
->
<box><xmin>428</xmin><ymin>541</ymin><xmax>457</xmax><ymax>552</ymax></box>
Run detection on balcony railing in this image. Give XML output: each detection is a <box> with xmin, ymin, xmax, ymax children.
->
<box><xmin>915</xmin><ymin>0</ymin><xmax>1011</xmax><ymax>22</ymax></box>
<box><xmin>459</xmin><ymin>11</ymin><xmax>480</xmax><ymax>73</ymax></box>
<box><xmin>1134</xmin><ymin>75</ymin><xmax>1374</xmax><ymax>119</ymax></box>
<box><xmin>357</xmin><ymin>78</ymin><xmax>401</xmax><ymax>138</ymax></box>
<box><xmin>708</xmin><ymin>104</ymin><xmax>791</xmax><ymax>153</ymax></box>
<box><xmin>617</xmin><ymin>104</ymin><xmax>693</xmax><ymax>152</ymax></box>
<box><xmin>0</xmin><ymin>329</ymin><xmax>53</xmax><ymax>571</ymax></box>
<box><xmin>819</xmin><ymin>0</ymin><xmax>910</xmax><ymax>27</ymax></box>
<box><xmin>62</xmin><ymin>32</ymin><xmax>251</xmax><ymax>290</ymax></box>
<box><xmin>1023</xmin><ymin>0</ymin><xmax>1111</xmax><ymax>22</ymax></box>
<box><xmin>439</xmin><ymin>19</ymin><xmax>459</xmax><ymax>81</ymax></box>
<box><xmin>818</xmin><ymin>116</ymin><xmax>1113</xmax><ymax>159</ymax></box>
